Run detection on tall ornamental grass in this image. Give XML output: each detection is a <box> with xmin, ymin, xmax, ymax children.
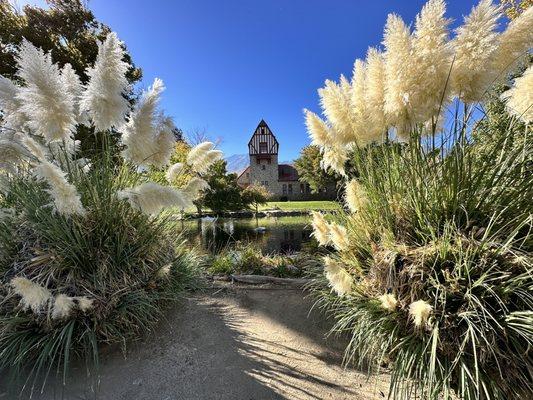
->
<box><xmin>305</xmin><ymin>1</ymin><xmax>532</xmax><ymax>399</ymax></box>
<box><xmin>0</xmin><ymin>33</ymin><xmax>221</xmax><ymax>391</ymax></box>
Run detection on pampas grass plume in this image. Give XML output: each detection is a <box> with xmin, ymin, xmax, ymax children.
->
<box><xmin>34</xmin><ymin>161</ymin><xmax>86</xmax><ymax>217</ymax></box>
<box><xmin>183</xmin><ymin>177</ymin><xmax>209</xmax><ymax>200</ymax></box>
<box><xmin>51</xmin><ymin>294</ymin><xmax>75</xmax><ymax>320</ymax></box>
<box><xmin>311</xmin><ymin>211</ymin><xmax>331</xmax><ymax>246</ymax></box>
<box><xmin>79</xmin><ymin>32</ymin><xmax>130</xmax><ymax>131</ymax></box>
<box><xmin>304</xmin><ymin>109</ymin><xmax>330</xmax><ymax>147</ymax></box>
<box><xmin>379</xmin><ymin>293</ymin><xmax>398</xmax><ymax>312</ymax></box>
<box><xmin>76</xmin><ymin>296</ymin><xmax>94</xmax><ymax>312</ymax></box>
<box><xmin>329</xmin><ymin>222</ymin><xmax>350</xmax><ymax>251</ymax></box>
<box><xmin>492</xmin><ymin>6</ymin><xmax>533</xmax><ymax>78</ymax></box>
<box><xmin>324</xmin><ymin>256</ymin><xmax>353</xmax><ymax>296</ymax></box>
<box><xmin>450</xmin><ymin>0</ymin><xmax>501</xmax><ymax>102</ymax></box>
<box><xmin>118</xmin><ymin>182</ymin><xmax>192</xmax><ymax>215</ymax></box>
<box><xmin>11</xmin><ymin>277</ymin><xmax>51</xmax><ymax>313</ymax></box>
<box><xmin>409</xmin><ymin>299</ymin><xmax>433</xmax><ymax>328</ymax></box>
<box><xmin>501</xmin><ymin>64</ymin><xmax>533</xmax><ymax>124</ymax></box>
<box><xmin>166</xmin><ymin>162</ymin><xmax>184</xmax><ymax>183</ymax></box>
<box><xmin>16</xmin><ymin>40</ymin><xmax>76</xmax><ymax>142</ymax></box>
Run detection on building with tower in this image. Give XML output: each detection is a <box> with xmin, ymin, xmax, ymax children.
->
<box><xmin>236</xmin><ymin>120</ymin><xmax>336</xmax><ymax>201</ymax></box>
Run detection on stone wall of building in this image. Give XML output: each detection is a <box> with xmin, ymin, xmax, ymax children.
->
<box><xmin>249</xmin><ymin>154</ymin><xmax>282</xmax><ymax>195</ymax></box>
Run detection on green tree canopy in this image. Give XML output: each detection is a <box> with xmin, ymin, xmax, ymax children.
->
<box><xmin>294</xmin><ymin>145</ymin><xmax>340</xmax><ymax>193</ymax></box>
<box><xmin>0</xmin><ymin>0</ymin><xmax>141</xmax><ymax>84</ymax></box>
<box><xmin>197</xmin><ymin>160</ymin><xmax>245</xmax><ymax>214</ymax></box>
<box><xmin>242</xmin><ymin>184</ymin><xmax>271</xmax><ymax>214</ymax></box>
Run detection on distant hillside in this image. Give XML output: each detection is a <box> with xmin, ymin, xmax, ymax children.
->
<box><xmin>225</xmin><ymin>154</ymin><xmax>249</xmax><ymax>173</ymax></box>
<box><xmin>225</xmin><ymin>154</ymin><xmax>295</xmax><ymax>174</ymax></box>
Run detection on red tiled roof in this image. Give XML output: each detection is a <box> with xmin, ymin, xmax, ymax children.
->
<box><xmin>278</xmin><ymin>164</ymin><xmax>299</xmax><ymax>181</ymax></box>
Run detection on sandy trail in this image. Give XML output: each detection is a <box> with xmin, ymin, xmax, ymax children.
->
<box><xmin>6</xmin><ymin>285</ymin><xmax>389</xmax><ymax>400</ymax></box>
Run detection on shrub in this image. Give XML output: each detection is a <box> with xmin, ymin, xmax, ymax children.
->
<box><xmin>0</xmin><ymin>33</ymin><xmax>221</xmax><ymax>392</ymax></box>
<box><xmin>304</xmin><ymin>1</ymin><xmax>532</xmax><ymax>399</ymax></box>
<box><xmin>0</xmin><ymin>153</ymin><xmax>201</xmax><ymax>389</ymax></box>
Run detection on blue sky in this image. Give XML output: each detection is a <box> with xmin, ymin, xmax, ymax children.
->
<box><xmin>19</xmin><ymin>0</ymin><xmax>482</xmax><ymax>160</ymax></box>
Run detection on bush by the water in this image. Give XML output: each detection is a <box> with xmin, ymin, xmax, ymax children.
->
<box><xmin>305</xmin><ymin>1</ymin><xmax>532</xmax><ymax>399</ymax></box>
<box><xmin>0</xmin><ymin>33</ymin><xmax>221</xmax><ymax>390</ymax></box>
<box><xmin>208</xmin><ymin>244</ymin><xmax>321</xmax><ymax>278</ymax></box>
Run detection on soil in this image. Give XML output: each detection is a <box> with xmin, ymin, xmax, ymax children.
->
<box><xmin>5</xmin><ymin>284</ymin><xmax>390</xmax><ymax>400</ymax></box>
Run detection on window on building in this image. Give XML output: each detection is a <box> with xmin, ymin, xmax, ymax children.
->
<box><xmin>288</xmin><ymin>184</ymin><xmax>293</xmax><ymax>194</ymax></box>
<box><xmin>300</xmin><ymin>183</ymin><xmax>305</xmax><ymax>194</ymax></box>
<box><xmin>246</xmin><ymin>173</ymin><xmax>249</xmax><ymax>178</ymax></box>
<box><xmin>282</xmin><ymin>184</ymin><xmax>287</xmax><ymax>194</ymax></box>
<box><xmin>261</xmin><ymin>165</ymin><xmax>266</xmax><ymax>170</ymax></box>
<box><xmin>259</xmin><ymin>142</ymin><xmax>267</xmax><ymax>153</ymax></box>
<box><xmin>306</xmin><ymin>184</ymin><xmax>311</xmax><ymax>193</ymax></box>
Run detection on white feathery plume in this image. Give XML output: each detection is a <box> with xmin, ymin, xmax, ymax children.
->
<box><xmin>186</xmin><ymin>141</ymin><xmax>214</xmax><ymax>165</ymax></box>
<box><xmin>379</xmin><ymin>293</ymin><xmax>398</xmax><ymax>312</ymax></box>
<box><xmin>150</xmin><ymin>115</ymin><xmax>176</xmax><ymax>168</ymax></box>
<box><xmin>183</xmin><ymin>177</ymin><xmax>209</xmax><ymax>200</ymax></box>
<box><xmin>16</xmin><ymin>40</ymin><xmax>76</xmax><ymax>142</ymax></box>
<box><xmin>350</xmin><ymin>59</ymin><xmax>372</xmax><ymax>145</ymax></box>
<box><xmin>321</xmin><ymin>145</ymin><xmax>348</xmax><ymax>176</ymax></box>
<box><xmin>304</xmin><ymin>109</ymin><xmax>331</xmax><ymax>147</ymax></box>
<box><xmin>117</xmin><ymin>182</ymin><xmax>193</xmax><ymax>215</ymax></box>
<box><xmin>79</xmin><ymin>32</ymin><xmax>130</xmax><ymax>131</ymax></box>
<box><xmin>121</xmin><ymin>78</ymin><xmax>165</xmax><ymax>167</ymax></box>
<box><xmin>76</xmin><ymin>296</ymin><xmax>94</xmax><ymax>312</ymax></box>
<box><xmin>383</xmin><ymin>14</ymin><xmax>415</xmax><ymax>135</ymax></box>
<box><xmin>311</xmin><ymin>211</ymin><xmax>331</xmax><ymax>246</ymax></box>
<box><xmin>19</xmin><ymin>134</ymin><xmax>48</xmax><ymax>161</ymax></box>
<box><xmin>409</xmin><ymin>0</ymin><xmax>452</xmax><ymax>124</ymax></box>
<box><xmin>10</xmin><ymin>276</ymin><xmax>51</xmax><ymax>313</ymax></box>
<box><xmin>501</xmin><ymin>65</ymin><xmax>533</xmax><ymax>124</ymax></box>
<box><xmin>0</xmin><ymin>135</ymin><xmax>30</xmax><ymax>172</ymax></box>
<box><xmin>61</xmin><ymin>63</ymin><xmax>87</xmax><ymax>124</ymax></box>
<box><xmin>192</xmin><ymin>150</ymin><xmax>223</xmax><ymax>174</ymax></box>
<box><xmin>450</xmin><ymin>0</ymin><xmax>501</xmax><ymax>102</ymax></box>
<box><xmin>345</xmin><ymin>179</ymin><xmax>366</xmax><ymax>214</ymax></box>
<box><xmin>166</xmin><ymin>162</ymin><xmax>184</xmax><ymax>183</ymax></box>
<box><xmin>51</xmin><ymin>294</ymin><xmax>75</xmax><ymax>319</ymax></box>
<box><xmin>491</xmin><ymin>6</ymin><xmax>533</xmax><ymax>79</ymax></box>
<box><xmin>409</xmin><ymin>299</ymin><xmax>433</xmax><ymax>328</ymax></box>
<box><xmin>0</xmin><ymin>75</ymin><xmax>27</xmax><ymax>130</ymax></box>
<box><xmin>318</xmin><ymin>77</ymin><xmax>354</xmax><ymax>145</ymax></box>
<box><xmin>323</xmin><ymin>256</ymin><xmax>353</xmax><ymax>296</ymax></box>
<box><xmin>365</xmin><ymin>48</ymin><xmax>387</xmax><ymax>140</ymax></box>
<box><xmin>329</xmin><ymin>222</ymin><xmax>350</xmax><ymax>251</ymax></box>
<box><xmin>34</xmin><ymin>161</ymin><xmax>86</xmax><ymax>217</ymax></box>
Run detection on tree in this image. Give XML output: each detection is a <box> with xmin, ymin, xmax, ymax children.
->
<box><xmin>0</xmin><ymin>0</ymin><xmax>142</xmax><ymax>158</ymax></box>
<box><xmin>242</xmin><ymin>184</ymin><xmax>271</xmax><ymax>214</ymax></box>
<box><xmin>196</xmin><ymin>160</ymin><xmax>244</xmax><ymax>214</ymax></box>
<box><xmin>0</xmin><ymin>0</ymin><xmax>141</xmax><ymax>84</ymax></box>
<box><xmin>294</xmin><ymin>145</ymin><xmax>340</xmax><ymax>193</ymax></box>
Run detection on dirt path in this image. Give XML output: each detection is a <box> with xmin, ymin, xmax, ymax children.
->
<box><xmin>10</xmin><ymin>285</ymin><xmax>390</xmax><ymax>400</ymax></box>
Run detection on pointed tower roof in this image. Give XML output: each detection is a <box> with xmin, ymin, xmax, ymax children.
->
<box><xmin>248</xmin><ymin>119</ymin><xmax>279</xmax><ymax>155</ymax></box>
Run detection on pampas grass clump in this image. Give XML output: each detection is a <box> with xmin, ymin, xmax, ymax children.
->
<box><xmin>306</xmin><ymin>1</ymin><xmax>532</xmax><ymax>399</ymax></box>
<box><xmin>0</xmin><ymin>33</ymin><xmax>206</xmax><ymax>393</ymax></box>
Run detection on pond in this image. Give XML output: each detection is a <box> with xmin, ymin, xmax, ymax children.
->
<box><xmin>178</xmin><ymin>215</ymin><xmax>315</xmax><ymax>254</ymax></box>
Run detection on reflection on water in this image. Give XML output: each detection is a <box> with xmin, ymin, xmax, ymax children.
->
<box><xmin>179</xmin><ymin>216</ymin><xmax>313</xmax><ymax>254</ymax></box>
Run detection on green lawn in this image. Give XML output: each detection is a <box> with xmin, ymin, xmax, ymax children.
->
<box><xmin>259</xmin><ymin>200</ymin><xmax>340</xmax><ymax>211</ymax></box>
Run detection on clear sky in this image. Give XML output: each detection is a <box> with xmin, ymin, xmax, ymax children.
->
<box><xmin>19</xmin><ymin>0</ymin><xmax>482</xmax><ymax>160</ymax></box>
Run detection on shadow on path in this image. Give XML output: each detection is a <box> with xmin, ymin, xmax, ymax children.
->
<box><xmin>3</xmin><ymin>286</ymin><xmax>389</xmax><ymax>400</ymax></box>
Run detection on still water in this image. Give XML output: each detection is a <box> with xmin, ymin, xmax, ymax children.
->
<box><xmin>179</xmin><ymin>215</ymin><xmax>313</xmax><ymax>254</ymax></box>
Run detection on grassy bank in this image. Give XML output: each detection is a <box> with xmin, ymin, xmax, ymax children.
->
<box><xmin>259</xmin><ymin>201</ymin><xmax>340</xmax><ymax>211</ymax></box>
